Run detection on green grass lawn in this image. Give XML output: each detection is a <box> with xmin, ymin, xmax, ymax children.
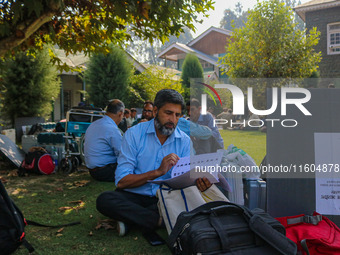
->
<box><xmin>1</xmin><ymin>130</ymin><xmax>266</xmax><ymax>255</ymax></box>
<box><xmin>220</xmin><ymin>130</ymin><xmax>266</xmax><ymax>165</ymax></box>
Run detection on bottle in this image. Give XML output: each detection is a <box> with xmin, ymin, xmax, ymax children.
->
<box><xmin>51</xmin><ymin>146</ymin><xmax>59</xmax><ymax>172</ymax></box>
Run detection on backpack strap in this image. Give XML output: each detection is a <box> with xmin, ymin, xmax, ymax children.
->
<box><xmin>26</xmin><ymin>219</ymin><xmax>81</xmax><ymax>228</ymax></box>
<box><xmin>22</xmin><ymin>239</ymin><xmax>35</xmax><ymax>253</ymax></box>
<box><xmin>287</xmin><ymin>215</ymin><xmax>322</xmax><ymax>226</ymax></box>
<box><xmin>301</xmin><ymin>239</ymin><xmax>310</xmax><ymax>255</ymax></box>
<box><xmin>249</xmin><ymin>214</ymin><xmax>297</xmax><ymax>255</ymax></box>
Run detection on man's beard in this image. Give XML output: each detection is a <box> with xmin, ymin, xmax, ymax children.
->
<box><xmin>154</xmin><ymin>114</ymin><xmax>176</xmax><ymax>136</ymax></box>
<box><xmin>142</xmin><ymin>114</ymin><xmax>153</xmax><ymax>121</ymax></box>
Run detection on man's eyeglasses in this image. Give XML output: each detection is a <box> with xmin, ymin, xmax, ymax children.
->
<box><xmin>143</xmin><ymin>110</ymin><xmax>153</xmax><ymax>113</ymax></box>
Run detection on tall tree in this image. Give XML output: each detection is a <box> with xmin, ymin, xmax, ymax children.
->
<box><xmin>128</xmin><ymin>67</ymin><xmax>184</xmax><ymax>107</ymax></box>
<box><xmin>282</xmin><ymin>0</ymin><xmax>305</xmax><ymax>31</ymax></box>
<box><xmin>0</xmin><ymin>0</ymin><xmax>213</xmax><ymax>70</ymax></box>
<box><xmin>181</xmin><ymin>53</ymin><xmax>204</xmax><ymax>101</ymax></box>
<box><xmin>220</xmin><ymin>2</ymin><xmax>249</xmax><ymax>31</ymax></box>
<box><xmin>219</xmin><ymin>0</ymin><xmax>321</xmax><ymax>109</ymax></box>
<box><xmin>220</xmin><ymin>0</ymin><xmax>320</xmax><ymax>79</ymax></box>
<box><xmin>0</xmin><ymin>48</ymin><xmax>60</xmax><ymax>124</ymax></box>
<box><xmin>84</xmin><ymin>45</ymin><xmax>132</xmax><ymax>109</ymax></box>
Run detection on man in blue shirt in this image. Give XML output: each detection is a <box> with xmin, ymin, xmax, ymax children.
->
<box><xmin>96</xmin><ymin>90</ymin><xmax>212</xmax><ymax>239</ymax></box>
<box><xmin>84</xmin><ymin>99</ymin><xmax>124</xmax><ymax>182</ymax></box>
<box><xmin>187</xmin><ymin>99</ymin><xmax>224</xmax><ymax>148</ymax></box>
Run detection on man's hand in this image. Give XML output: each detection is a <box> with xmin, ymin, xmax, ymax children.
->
<box><xmin>196</xmin><ymin>177</ymin><xmax>212</xmax><ymax>192</ymax></box>
<box><xmin>157</xmin><ymin>153</ymin><xmax>179</xmax><ymax>176</ymax></box>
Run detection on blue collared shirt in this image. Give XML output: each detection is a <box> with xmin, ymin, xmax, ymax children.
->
<box><xmin>177</xmin><ymin>117</ymin><xmax>212</xmax><ymax>140</ymax></box>
<box><xmin>84</xmin><ymin>115</ymin><xmax>122</xmax><ymax>169</ymax></box>
<box><xmin>115</xmin><ymin>120</ymin><xmax>191</xmax><ymax>196</ymax></box>
<box><xmin>197</xmin><ymin>113</ymin><xmax>224</xmax><ymax>148</ymax></box>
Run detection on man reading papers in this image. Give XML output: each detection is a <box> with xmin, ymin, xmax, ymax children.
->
<box><xmin>96</xmin><ymin>89</ymin><xmax>213</xmax><ymax>241</ymax></box>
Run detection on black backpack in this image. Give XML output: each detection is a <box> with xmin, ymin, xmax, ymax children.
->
<box><xmin>0</xmin><ymin>179</ymin><xmax>80</xmax><ymax>254</ymax></box>
<box><xmin>0</xmin><ymin>179</ymin><xmax>34</xmax><ymax>254</ymax></box>
<box><xmin>167</xmin><ymin>201</ymin><xmax>297</xmax><ymax>255</ymax></box>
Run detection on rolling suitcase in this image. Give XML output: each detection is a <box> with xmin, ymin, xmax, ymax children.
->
<box><xmin>244</xmin><ymin>178</ymin><xmax>266</xmax><ymax>210</ymax></box>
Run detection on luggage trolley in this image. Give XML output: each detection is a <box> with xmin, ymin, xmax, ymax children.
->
<box><xmin>59</xmin><ymin>106</ymin><xmax>105</xmax><ymax>173</ymax></box>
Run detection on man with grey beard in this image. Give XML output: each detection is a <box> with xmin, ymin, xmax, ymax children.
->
<box><xmin>96</xmin><ymin>89</ymin><xmax>212</xmax><ymax>243</ymax></box>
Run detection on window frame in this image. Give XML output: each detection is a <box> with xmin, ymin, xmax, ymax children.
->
<box><xmin>327</xmin><ymin>22</ymin><xmax>340</xmax><ymax>55</ymax></box>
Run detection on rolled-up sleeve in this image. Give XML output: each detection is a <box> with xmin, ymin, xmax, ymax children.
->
<box><xmin>115</xmin><ymin>130</ymin><xmax>138</xmax><ymax>186</ymax></box>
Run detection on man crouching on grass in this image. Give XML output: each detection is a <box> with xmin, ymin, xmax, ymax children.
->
<box><xmin>96</xmin><ymin>89</ymin><xmax>212</xmax><ymax>244</ymax></box>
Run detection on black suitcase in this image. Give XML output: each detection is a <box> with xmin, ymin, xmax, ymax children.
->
<box><xmin>167</xmin><ymin>201</ymin><xmax>296</xmax><ymax>255</ymax></box>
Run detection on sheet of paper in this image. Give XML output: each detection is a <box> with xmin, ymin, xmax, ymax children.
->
<box><xmin>314</xmin><ymin>133</ymin><xmax>340</xmax><ymax>215</ymax></box>
<box><xmin>171</xmin><ymin>152</ymin><xmax>223</xmax><ymax>178</ymax></box>
<box><xmin>149</xmin><ymin>151</ymin><xmax>229</xmax><ymax>190</ymax></box>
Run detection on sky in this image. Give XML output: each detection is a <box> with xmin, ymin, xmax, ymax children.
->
<box><xmin>192</xmin><ymin>0</ymin><xmax>309</xmax><ymax>37</ymax></box>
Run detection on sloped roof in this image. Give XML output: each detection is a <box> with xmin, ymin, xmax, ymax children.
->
<box><xmin>157</xmin><ymin>42</ymin><xmax>218</xmax><ymax>65</ymax></box>
<box><xmin>54</xmin><ymin>49</ymin><xmax>146</xmax><ymax>75</ymax></box>
<box><xmin>295</xmin><ymin>0</ymin><xmax>340</xmax><ymax>21</ymax></box>
<box><xmin>187</xmin><ymin>26</ymin><xmax>232</xmax><ymax>47</ymax></box>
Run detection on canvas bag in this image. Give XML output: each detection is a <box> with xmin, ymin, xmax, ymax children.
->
<box><xmin>276</xmin><ymin>212</ymin><xmax>340</xmax><ymax>255</ymax></box>
<box><xmin>157</xmin><ymin>184</ymin><xmax>229</xmax><ymax>234</ymax></box>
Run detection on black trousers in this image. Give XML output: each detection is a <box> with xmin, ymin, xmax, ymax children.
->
<box><xmin>96</xmin><ymin>189</ymin><xmax>159</xmax><ymax>231</ymax></box>
<box><xmin>89</xmin><ymin>163</ymin><xmax>117</xmax><ymax>182</ymax></box>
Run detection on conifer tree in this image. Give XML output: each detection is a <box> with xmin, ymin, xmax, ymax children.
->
<box><xmin>1</xmin><ymin>49</ymin><xmax>60</xmax><ymax>124</ymax></box>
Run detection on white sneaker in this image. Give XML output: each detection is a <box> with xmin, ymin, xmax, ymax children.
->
<box><xmin>117</xmin><ymin>221</ymin><xmax>127</xmax><ymax>236</ymax></box>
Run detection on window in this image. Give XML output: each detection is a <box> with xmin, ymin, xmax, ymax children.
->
<box><xmin>328</xmin><ymin>22</ymin><xmax>340</xmax><ymax>55</ymax></box>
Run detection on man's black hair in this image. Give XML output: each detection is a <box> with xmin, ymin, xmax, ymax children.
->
<box><xmin>143</xmin><ymin>100</ymin><xmax>154</xmax><ymax>107</ymax></box>
<box><xmin>154</xmin><ymin>89</ymin><xmax>185</xmax><ymax>111</ymax></box>
<box><xmin>189</xmin><ymin>98</ymin><xmax>200</xmax><ymax>108</ymax></box>
<box><xmin>106</xmin><ymin>99</ymin><xmax>125</xmax><ymax>114</ymax></box>
<box><xmin>130</xmin><ymin>108</ymin><xmax>137</xmax><ymax>112</ymax></box>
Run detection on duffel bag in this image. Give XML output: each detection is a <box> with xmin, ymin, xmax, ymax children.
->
<box><xmin>276</xmin><ymin>213</ymin><xmax>340</xmax><ymax>255</ymax></box>
<box><xmin>167</xmin><ymin>201</ymin><xmax>297</xmax><ymax>255</ymax></box>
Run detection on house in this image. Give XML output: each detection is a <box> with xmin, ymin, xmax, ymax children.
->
<box><xmin>53</xmin><ymin>49</ymin><xmax>146</xmax><ymax>122</ymax></box>
<box><xmin>157</xmin><ymin>26</ymin><xmax>232</xmax><ymax>79</ymax></box>
<box><xmin>295</xmin><ymin>0</ymin><xmax>340</xmax><ymax>79</ymax></box>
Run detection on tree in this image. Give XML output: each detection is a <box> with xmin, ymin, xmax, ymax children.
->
<box><xmin>220</xmin><ymin>0</ymin><xmax>321</xmax><ymax>79</ymax></box>
<box><xmin>0</xmin><ymin>0</ymin><xmax>213</xmax><ymax>69</ymax></box>
<box><xmin>85</xmin><ymin>45</ymin><xmax>132</xmax><ymax>108</ymax></box>
<box><xmin>220</xmin><ymin>2</ymin><xmax>249</xmax><ymax>31</ymax></box>
<box><xmin>282</xmin><ymin>0</ymin><xmax>304</xmax><ymax>31</ymax></box>
<box><xmin>181</xmin><ymin>53</ymin><xmax>204</xmax><ymax>101</ymax></box>
<box><xmin>128</xmin><ymin>66</ymin><xmax>184</xmax><ymax>107</ymax></box>
<box><xmin>0</xmin><ymin>48</ymin><xmax>60</xmax><ymax>125</ymax></box>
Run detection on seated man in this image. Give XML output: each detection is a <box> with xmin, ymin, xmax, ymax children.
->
<box><xmin>84</xmin><ymin>99</ymin><xmax>124</xmax><ymax>182</ymax></box>
<box><xmin>132</xmin><ymin>100</ymin><xmax>154</xmax><ymax>126</ymax></box>
<box><xmin>187</xmin><ymin>99</ymin><xmax>224</xmax><ymax>148</ymax></box>
<box><xmin>126</xmin><ymin>108</ymin><xmax>136</xmax><ymax>128</ymax></box>
<box><xmin>118</xmin><ymin>109</ymin><xmax>131</xmax><ymax>133</ymax></box>
<box><xmin>96</xmin><ymin>89</ymin><xmax>212</xmax><ymax>238</ymax></box>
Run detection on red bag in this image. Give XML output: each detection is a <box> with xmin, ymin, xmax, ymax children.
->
<box><xmin>276</xmin><ymin>212</ymin><xmax>340</xmax><ymax>255</ymax></box>
<box><xmin>18</xmin><ymin>147</ymin><xmax>55</xmax><ymax>175</ymax></box>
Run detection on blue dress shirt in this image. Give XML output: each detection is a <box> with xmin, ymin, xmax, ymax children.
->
<box><xmin>177</xmin><ymin>117</ymin><xmax>212</xmax><ymax>139</ymax></box>
<box><xmin>197</xmin><ymin>113</ymin><xmax>224</xmax><ymax>148</ymax></box>
<box><xmin>84</xmin><ymin>115</ymin><xmax>122</xmax><ymax>169</ymax></box>
<box><xmin>115</xmin><ymin>120</ymin><xmax>191</xmax><ymax>196</ymax></box>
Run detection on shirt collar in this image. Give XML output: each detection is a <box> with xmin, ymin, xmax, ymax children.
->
<box><xmin>104</xmin><ymin>115</ymin><xmax>118</xmax><ymax>127</ymax></box>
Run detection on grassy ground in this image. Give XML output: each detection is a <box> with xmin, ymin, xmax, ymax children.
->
<box><xmin>219</xmin><ymin>129</ymin><xmax>266</xmax><ymax>165</ymax></box>
<box><xmin>0</xmin><ymin>130</ymin><xmax>266</xmax><ymax>255</ymax></box>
